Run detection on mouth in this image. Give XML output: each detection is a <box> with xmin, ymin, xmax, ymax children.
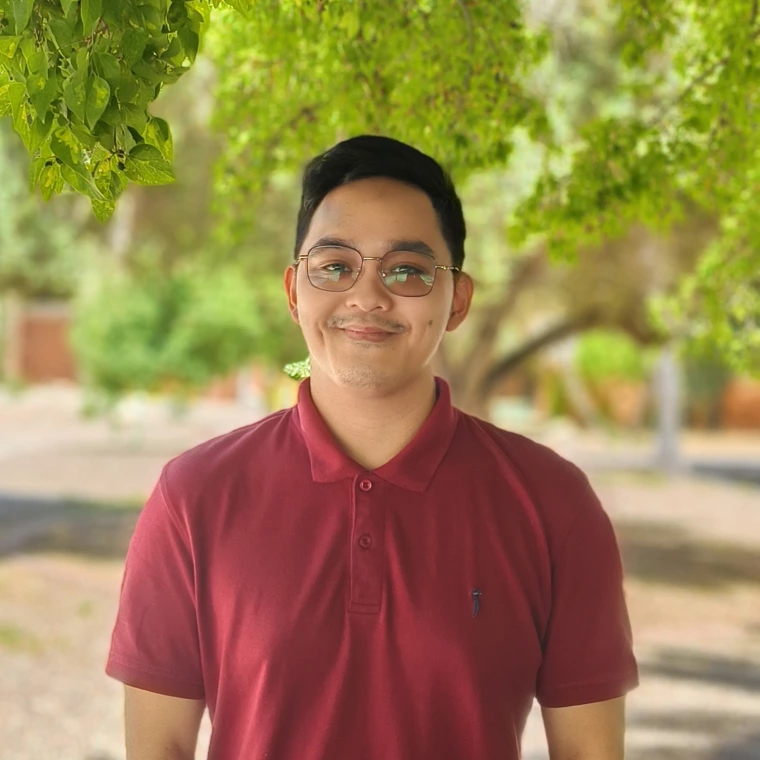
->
<box><xmin>340</xmin><ymin>326</ymin><xmax>399</xmax><ymax>343</ymax></box>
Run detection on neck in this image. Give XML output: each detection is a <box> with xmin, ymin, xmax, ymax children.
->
<box><xmin>308</xmin><ymin>369</ymin><xmax>438</xmax><ymax>471</ymax></box>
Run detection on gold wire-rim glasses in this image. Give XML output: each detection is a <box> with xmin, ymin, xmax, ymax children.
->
<box><xmin>294</xmin><ymin>244</ymin><xmax>461</xmax><ymax>297</ymax></box>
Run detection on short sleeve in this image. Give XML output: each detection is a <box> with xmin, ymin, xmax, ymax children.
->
<box><xmin>106</xmin><ymin>467</ymin><xmax>205</xmax><ymax>699</ymax></box>
<box><xmin>535</xmin><ymin>475</ymin><xmax>639</xmax><ymax>707</ymax></box>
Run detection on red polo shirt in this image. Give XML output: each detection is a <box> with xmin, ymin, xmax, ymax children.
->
<box><xmin>107</xmin><ymin>377</ymin><xmax>638</xmax><ymax>759</ymax></box>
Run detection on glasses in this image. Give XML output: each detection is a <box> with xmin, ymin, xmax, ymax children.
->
<box><xmin>295</xmin><ymin>245</ymin><xmax>460</xmax><ymax>297</ymax></box>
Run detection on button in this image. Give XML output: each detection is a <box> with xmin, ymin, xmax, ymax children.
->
<box><xmin>359</xmin><ymin>479</ymin><xmax>373</xmax><ymax>492</ymax></box>
<box><xmin>358</xmin><ymin>534</ymin><xmax>372</xmax><ymax>549</ymax></box>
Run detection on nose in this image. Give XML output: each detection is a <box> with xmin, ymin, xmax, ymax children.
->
<box><xmin>344</xmin><ymin>259</ymin><xmax>394</xmax><ymax>312</ymax></box>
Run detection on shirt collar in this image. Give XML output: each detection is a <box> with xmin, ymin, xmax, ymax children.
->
<box><xmin>293</xmin><ymin>376</ymin><xmax>459</xmax><ymax>493</ymax></box>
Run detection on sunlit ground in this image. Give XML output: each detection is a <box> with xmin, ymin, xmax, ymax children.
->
<box><xmin>1</xmin><ymin>385</ymin><xmax>759</xmax><ymax>759</ymax></box>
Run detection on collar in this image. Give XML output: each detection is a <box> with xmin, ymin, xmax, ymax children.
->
<box><xmin>293</xmin><ymin>376</ymin><xmax>459</xmax><ymax>493</ymax></box>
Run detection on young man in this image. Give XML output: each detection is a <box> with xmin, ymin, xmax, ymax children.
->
<box><xmin>107</xmin><ymin>135</ymin><xmax>638</xmax><ymax>759</ymax></box>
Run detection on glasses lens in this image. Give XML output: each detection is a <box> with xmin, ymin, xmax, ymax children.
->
<box><xmin>382</xmin><ymin>251</ymin><xmax>437</xmax><ymax>296</ymax></box>
<box><xmin>307</xmin><ymin>247</ymin><xmax>362</xmax><ymax>291</ymax></box>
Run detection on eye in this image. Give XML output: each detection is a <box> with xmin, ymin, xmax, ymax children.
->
<box><xmin>388</xmin><ymin>264</ymin><xmax>425</xmax><ymax>276</ymax></box>
<box><xmin>320</xmin><ymin>262</ymin><xmax>352</xmax><ymax>273</ymax></box>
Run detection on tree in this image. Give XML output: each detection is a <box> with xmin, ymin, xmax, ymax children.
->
<box><xmin>1</xmin><ymin>0</ymin><xmax>758</xmax><ymax>377</ymax></box>
<box><xmin>0</xmin><ymin>119</ymin><xmax>89</xmax><ymax>298</ymax></box>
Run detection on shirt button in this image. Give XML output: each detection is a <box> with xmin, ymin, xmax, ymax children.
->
<box><xmin>358</xmin><ymin>534</ymin><xmax>372</xmax><ymax>549</ymax></box>
<box><xmin>359</xmin><ymin>479</ymin><xmax>373</xmax><ymax>492</ymax></box>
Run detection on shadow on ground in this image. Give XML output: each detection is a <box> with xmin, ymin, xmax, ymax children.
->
<box><xmin>0</xmin><ymin>493</ymin><xmax>139</xmax><ymax>559</ymax></box>
<box><xmin>640</xmin><ymin>648</ymin><xmax>760</xmax><ymax>694</ymax></box>
<box><xmin>627</xmin><ymin>649</ymin><xmax>760</xmax><ymax>760</ymax></box>
<box><xmin>615</xmin><ymin>519</ymin><xmax>760</xmax><ymax>589</ymax></box>
<box><xmin>627</xmin><ymin>711</ymin><xmax>760</xmax><ymax>760</ymax></box>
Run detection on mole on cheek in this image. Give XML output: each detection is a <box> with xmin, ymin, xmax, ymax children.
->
<box><xmin>428</xmin><ymin>320</ymin><xmax>434</xmax><ymax>327</ymax></box>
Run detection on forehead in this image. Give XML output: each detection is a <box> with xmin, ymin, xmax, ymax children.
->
<box><xmin>304</xmin><ymin>177</ymin><xmax>449</xmax><ymax>255</ymax></box>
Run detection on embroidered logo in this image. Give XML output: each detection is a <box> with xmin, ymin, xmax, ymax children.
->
<box><xmin>471</xmin><ymin>587</ymin><xmax>482</xmax><ymax>618</ymax></box>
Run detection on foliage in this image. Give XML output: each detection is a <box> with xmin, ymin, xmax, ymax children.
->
<box><xmin>2</xmin><ymin>0</ymin><xmax>759</xmax><ymax>375</ymax></box>
<box><xmin>511</xmin><ymin>0</ymin><xmax>760</xmax><ymax>371</ymax></box>
<box><xmin>283</xmin><ymin>356</ymin><xmax>310</xmax><ymax>381</ymax></box>
<box><xmin>575</xmin><ymin>329</ymin><xmax>653</xmax><ymax>383</ymax></box>
<box><xmin>0</xmin><ymin>119</ymin><xmax>89</xmax><ymax>297</ymax></box>
<box><xmin>0</xmin><ymin>0</ymin><xmax>229</xmax><ymax>219</ymax></box>
<box><xmin>70</xmin><ymin>257</ymin><xmax>267</xmax><ymax>399</ymax></box>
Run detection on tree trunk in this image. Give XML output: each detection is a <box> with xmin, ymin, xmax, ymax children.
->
<box><xmin>455</xmin><ymin>311</ymin><xmax>599</xmax><ymax>418</ymax></box>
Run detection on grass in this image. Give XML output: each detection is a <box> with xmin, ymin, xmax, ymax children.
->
<box><xmin>0</xmin><ymin>622</ymin><xmax>42</xmax><ymax>653</ymax></box>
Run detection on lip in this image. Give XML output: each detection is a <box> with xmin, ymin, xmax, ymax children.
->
<box><xmin>341</xmin><ymin>327</ymin><xmax>398</xmax><ymax>342</ymax></box>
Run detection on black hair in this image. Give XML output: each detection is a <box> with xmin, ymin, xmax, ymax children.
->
<box><xmin>294</xmin><ymin>135</ymin><xmax>466</xmax><ymax>269</ymax></box>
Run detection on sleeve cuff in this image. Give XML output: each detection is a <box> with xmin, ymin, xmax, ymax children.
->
<box><xmin>537</xmin><ymin>667</ymin><xmax>640</xmax><ymax>708</ymax></box>
<box><xmin>106</xmin><ymin>652</ymin><xmax>205</xmax><ymax>700</ymax></box>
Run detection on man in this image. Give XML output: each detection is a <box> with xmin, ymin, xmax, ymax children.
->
<box><xmin>107</xmin><ymin>135</ymin><xmax>638</xmax><ymax>759</ymax></box>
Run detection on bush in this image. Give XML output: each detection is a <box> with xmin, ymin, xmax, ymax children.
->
<box><xmin>71</xmin><ymin>261</ymin><xmax>265</xmax><ymax>401</ymax></box>
<box><xmin>576</xmin><ymin>330</ymin><xmax>653</xmax><ymax>383</ymax></box>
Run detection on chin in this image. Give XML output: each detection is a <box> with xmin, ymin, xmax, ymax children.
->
<box><xmin>330</xmin><ymin>364</ymin><xmax>399</xmax><ymax>392</ymax></box>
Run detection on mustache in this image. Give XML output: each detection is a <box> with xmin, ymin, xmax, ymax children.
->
<box><xmin>328</xmin><ymin>316</ymin><xmax>405</xmax><ymax>333</ymax></box>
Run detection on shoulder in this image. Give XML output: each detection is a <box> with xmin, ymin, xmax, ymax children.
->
<box><xmin>160</xmin><ymin>406</ymin><xmax>295</xmax><ymax>507</ymax></box>
<box><xmin>457</xmin><ymin>412</ymin><xmax>604</xmax><ymax>546</ymax></box>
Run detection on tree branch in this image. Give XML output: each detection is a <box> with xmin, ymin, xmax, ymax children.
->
<box><xmin>479</xmin><ymin>311</ymin><xmax>600</xmax><ymax>398</ymax></box>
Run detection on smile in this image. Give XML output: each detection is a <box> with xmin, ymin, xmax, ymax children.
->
<box><xmin>341</xmin><ymin>328</ymin><xmax>398</xmax><ymax>343</ymax></box>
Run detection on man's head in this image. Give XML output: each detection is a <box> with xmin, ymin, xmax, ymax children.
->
<box><xmin>284</xmin><ymin>135</ymin><xmax>474</xmax><ymax>395</ymax></box>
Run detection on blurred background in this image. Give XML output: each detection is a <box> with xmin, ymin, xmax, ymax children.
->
<box><xmin>1</xmin><ymin>0</ymin><xmax>759</xmax><ymax>758</ymax></box>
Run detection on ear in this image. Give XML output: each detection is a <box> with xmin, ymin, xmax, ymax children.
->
<box><xmin>446</xmin><ymin>272</ymin><xmax>474</xmax><ymax>332</ymax></box>
<box><xmin>284</xmin><ymin>264</ymin><xmax>300</xmax><ymax>324</ymax></box>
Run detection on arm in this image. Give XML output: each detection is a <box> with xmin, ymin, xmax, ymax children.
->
<box><xmin>125</xmin><ymin>685</ymin><xmax>205</xmax><ymax>760</ymax></box>
<box><xmin>542</xmin><ymin>696</ymin><xmax>626</xmax><ymax>760</ymax></box>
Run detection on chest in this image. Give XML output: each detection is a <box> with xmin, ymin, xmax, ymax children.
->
<box><xmin>194</xmin><ymin>473</ymin><xmax>550</xmax><ymax>698</ymax></box>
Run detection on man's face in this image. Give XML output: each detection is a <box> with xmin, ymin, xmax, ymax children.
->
<box><xmin>284</xmin><ymin>176</ymin><xmax>473</xmax><ymax>394</ymax></box>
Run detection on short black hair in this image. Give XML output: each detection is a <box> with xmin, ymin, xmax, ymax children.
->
<box><xmin>294</xmin><ymin>135</ymin><xmax>466</xmax><ymax>269</ymax></box>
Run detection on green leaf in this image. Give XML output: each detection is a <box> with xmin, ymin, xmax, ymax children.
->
<box><xmin>0</xmin><ymin>36</ymin><xmax>21</xmax><ymax>58</ymax></box>
<box><xmin>12</xmin><ymin>0</ymin><xmax>34</xmax><ymax>34</ymax></box>
<box><xmin>63</xmin><ymin>68</ymin><xmax>87</xmax><ymax>122</ymax></box>
<box><xmin>39</xmin><ymin>161</ymin><xmax>63</xmax><ymax>201</ymax></box>
<box><xmin>50</xmin><ymin>127</ymin><xmax>83</xmax><ymax>169</ymax></box>
<box><xmin>75</xmin><ymin>46</ymin><xmax>89</xmax><ymax>71</ymax></box>
<box><xmin>223</xmin><ymin>0</ymin><xmax>250</xmax><ymax>17</ymax></box>
<box><xmin>144</xmin><ymin>115</ymin><xmax>172</xmax><ymax>160</ymax></box>
<box><xmin>122</xmin><ymin>102</ymin><xmax>148</xmax><ymax>131</ymax></box>
<box><xmin>138</xmin><ymin>3</ymin><xmax>163</xmax><ymax>33</ymax></box>
<box><xmin>167</xmin><ymin>0</ymin><xmax>187</xmax><ymax>30</ymax></box>
<box><xmin>93</xmin><ymin>51</ymin><xmax>120</xmax><ymax>87</ymax></box>
<box><xmin>86</xmin><ymin>75</ymin><xmax>110</xmax><ymax>128</ymax></box>
<box><xmin>47</xmin><ymin>18</ymin><xmax>74</xmax><ymax>49</ymax></box>
<box><xmin>27</xmin><ymin>70</ymin><xmax>58</xmax><ymax>118</ymax></box>
<box><xmin>91</xmin><ymin>196</ymin><xmax>116</xmax><ymax>221</ymax></box>
<box><xmin>93</xmin><ymin>120</ymin><xmax>116</xmax><ymax>149</ymax></box>
<box><xmin>81</xmin><ymin>0</ymin><xmax>102</xmax><ymax>35</ymax></box>
<box><xmin>29</xmin><ymin>155</ymin><xmax>46</xmax><ymax>191</ymax></box>
<box><xmin>7</xmin><ymin>81</ymin><xmax>31</xmax><ymax>149</ymax></box>
<box><xmin>91</xmin><ymin>157</ymin><xmax>116</xmax><ymax>220</ymax></box>
<box><xmin>283</xmin><ymin>357</ymin><xmax>311</xmax><ymax>380</ymax></box>
<box><xmin>177</xmin><ymin>26</ymin><xmax>198</xmax><ymax>62</ymax></box>
<box><xmin>23</xmin><ymin>48</ymin><xmax>47</xmax><ymax>77</ymax></box>
<box><xmin>61</xmin><ymin>0</ymin><xmax>78</xmax><ymax>17</ymax></box>
<box><xmin>0</xmin><ymin>83</ymin><xmax>12</xmax><ymax>117</ymax></box>
<box><xmin>69</xmin><ymin>121</ymin><xmax>98</xmax><ymax>149</ymax></box>
<box><xmin>122</xmin><ymin>28</ymin><xmax>147</xmax><ymax>66</ymax></box>
<box><xmin>124</xmin><ymin>142</ymin><xmax>175</xmax><ymax>185</ymax></box>
<box><xmin>61</xmin><ymin>163</ymin><xmax>96</xmax><ymax>197</ymax></box>
<box><xmin>115</xmin><ymin>68</ymin><xmax>139</xmax><ymax>103</ymax></box>
<box><xmin>29</xmin><ymin>112</ymin><xmax>55</xmax><ymax>154</ymax></box>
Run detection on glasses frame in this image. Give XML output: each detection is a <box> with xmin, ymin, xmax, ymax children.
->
<box><xmin>294</xmin><ymin>244</ymin><xmax>461</xmax><ymax>297</ymax></box>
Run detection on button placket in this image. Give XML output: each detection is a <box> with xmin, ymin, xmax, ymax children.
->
<box><xmin>349</xmin><ymin>475</ymin><xmax>385</xmax><ymax>614</ymax></box>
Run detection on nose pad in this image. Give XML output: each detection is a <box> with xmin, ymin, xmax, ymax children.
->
<box><xmin>346</xmin><ymin>260</ymin><xmax>394</xmax><ymax>308</ymax></box>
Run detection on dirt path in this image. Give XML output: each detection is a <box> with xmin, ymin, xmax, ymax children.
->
<box><xmin>1</xmin><ymin>386</ymin><xmax>759</xmax><ymax>759</ymax></box>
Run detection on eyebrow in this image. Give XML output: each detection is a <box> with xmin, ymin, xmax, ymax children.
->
<box><xmin>311</xmin><ymin>237</ymin><xmax>437</xmax><ymax>258</ymax></box>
